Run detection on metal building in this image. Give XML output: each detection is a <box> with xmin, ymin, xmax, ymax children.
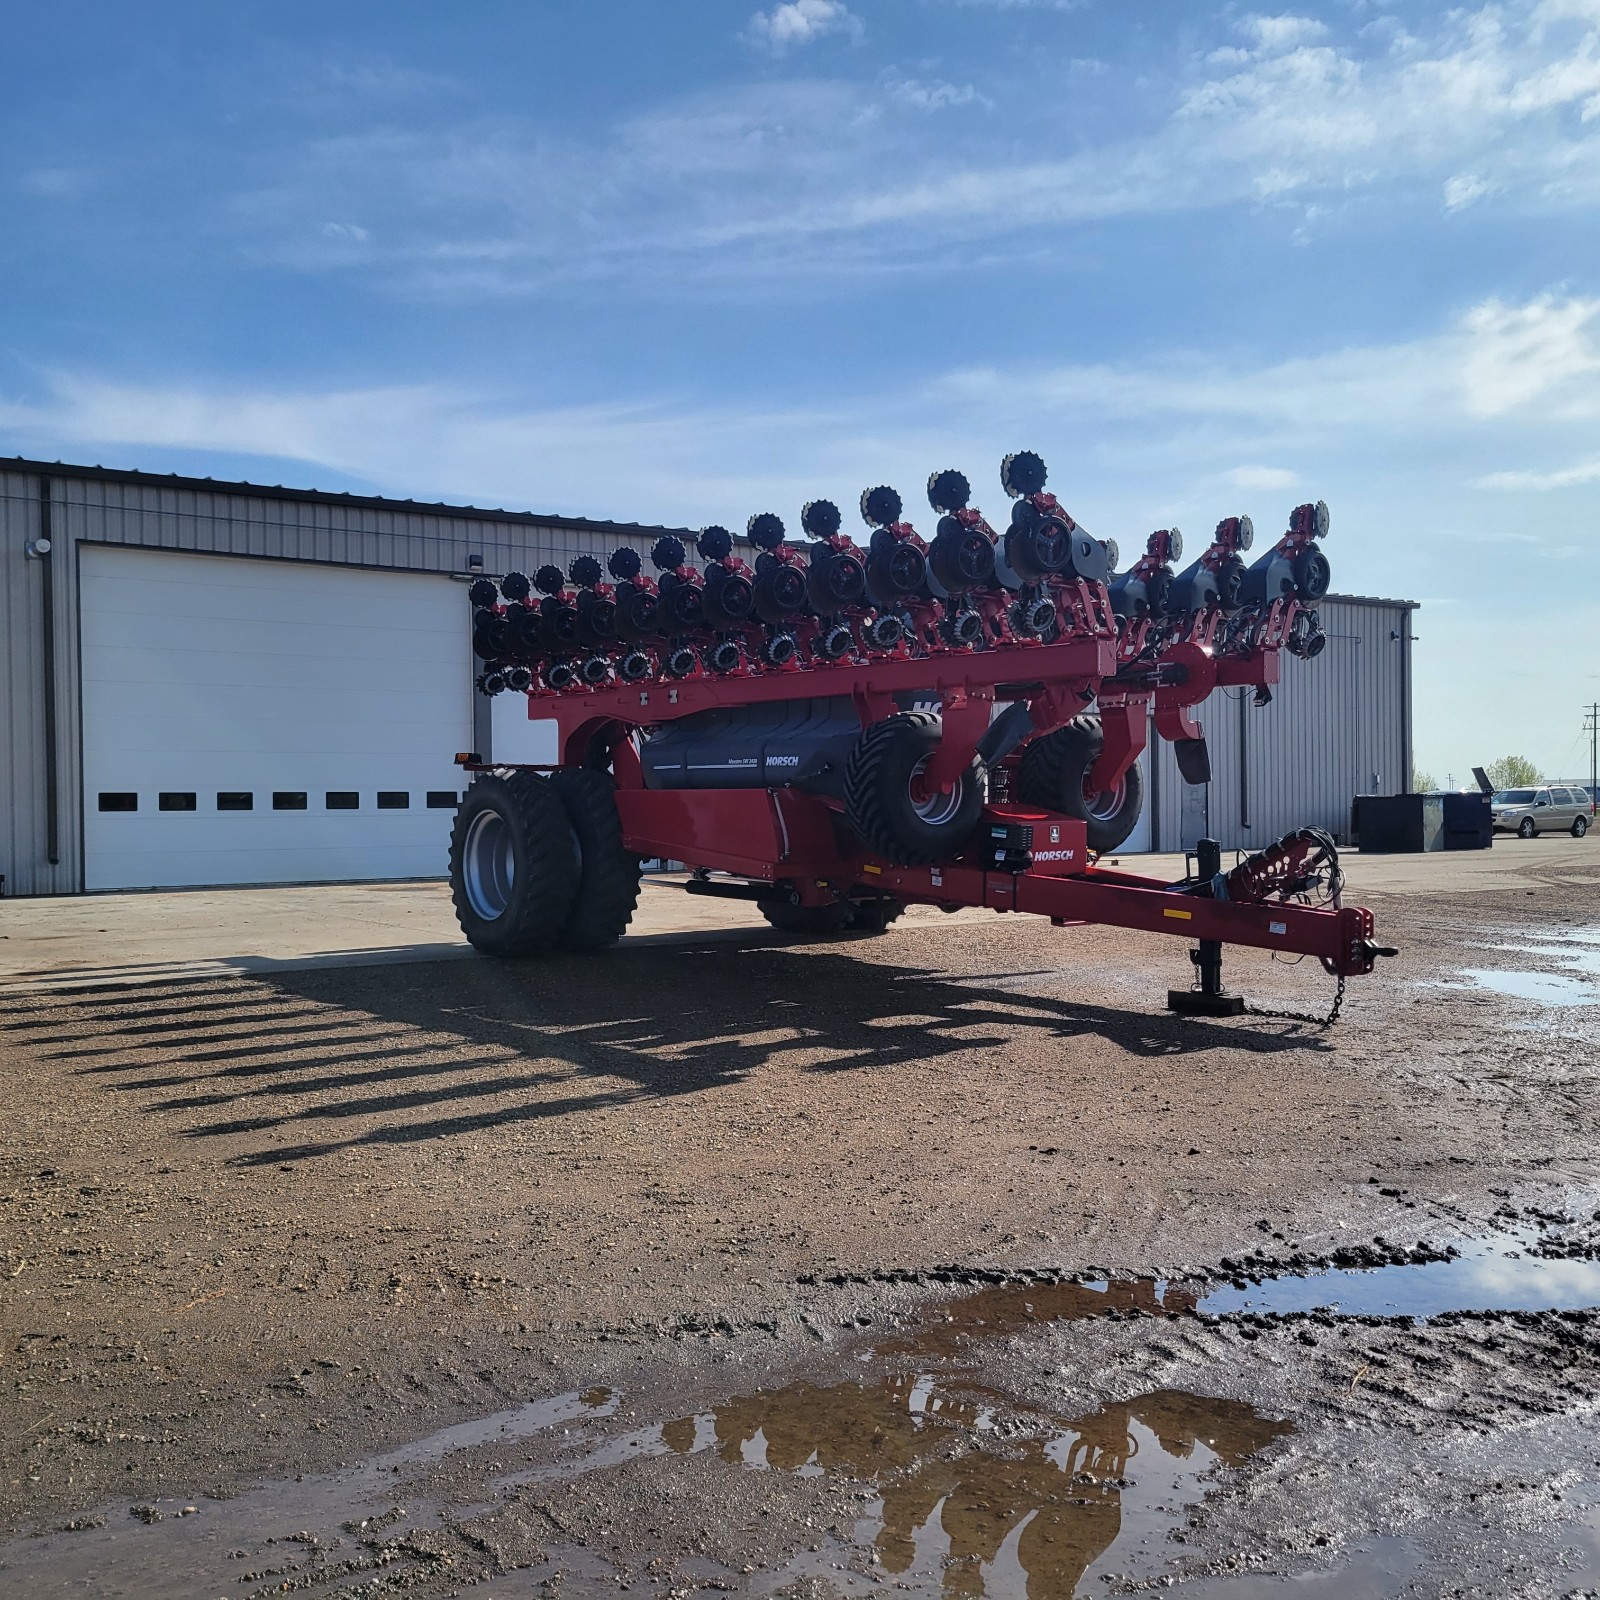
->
<box><xmin>2</xmin><ymin>457</ymin><xmax>1414</xmax><ymax>895</ymax></box>
<box><xmin>1139</xmin><ymin>593</ymin><xmax>1417</xmax><ymax>855</ymax></box>
<box><xmin>1</xmin><ymin>458</ymin><xmax>684</xmax><ymax>896</ymax></box>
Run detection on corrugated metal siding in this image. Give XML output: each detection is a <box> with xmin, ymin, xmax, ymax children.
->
<box><xmin>47</xmin><ymin>475</ymin><xmax>670</xmax><ymax>578</ymax></box>
<box><xmin>1</xmin><ymin>472</ymin><xmax>81</xmax><ymax>894</ymax></box>
<box><xmin>1146</xmin><ymin>596</ymin><xmax>1414</xmax><ymax>853</ymax></box>
<box><xmin>1</xmin><ymin>468</ymin><xmax>683</xmax><ymax>897</ymax></box>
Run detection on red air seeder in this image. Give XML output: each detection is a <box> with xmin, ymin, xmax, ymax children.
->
<box><xmin>454</xmin><ymin>453</ymin><xmax>1392</xmax><ymax>1019</ymax></box>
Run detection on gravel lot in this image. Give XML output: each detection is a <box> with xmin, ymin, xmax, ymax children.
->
<box><xmin>2</xmin><ymin>839</ymin><xmax>1597</xmax><ymax>1597</ymax></box>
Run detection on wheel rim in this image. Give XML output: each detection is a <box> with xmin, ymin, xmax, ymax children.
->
<box><xmin>908</xmin><ymin>756</ymin><xmax>968</xmax><ymax>826</ymax></box>
<box><xmin>463</xmin><ymin>809</ymin><xmax>516</xmax><ymax>920</ymax></box>
<box><xmin>1083</xmin><ymin>774</ymin><xmax>1127</xmax><ymax>822</ymax></box>
<box><xmin>1520</xmin><ymin>819</ymin><xmax>1534</xmax><ymax>837</ymax></box>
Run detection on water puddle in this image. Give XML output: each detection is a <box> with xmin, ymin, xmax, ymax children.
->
<box><xmin>1455</xmin><ymin>967</ymin><xmax>1598</xmax><ymax>1006</ymax></box>
<box><xmin>0</xmin><ymin>1335</ymin><xmax>1286</xmax><ymax>1599</ymax></box>
<box><xmin>8</xmin><ymin>1223</ymin><xmax>1599</xmax><ymax>1596</ymax></box>
<box><xmin>1452</xmin><ymin>926</ymin><xmax>1600</xmax><ymax>1005</ymax></box>
<box><xmin>0</xmin><ymin>1388</ymin><xmax>620</xmax><ymax>1599</ymax></box>
<box><xmin>1201</xmin><ymin>1224</ymin><xmax>1600</xmax><ymax>1319</ymax></box>
<box><xmin>666</xmin><ymin>1374</ymin><xmax>1288</xmax><ymax>1596</ymax></box>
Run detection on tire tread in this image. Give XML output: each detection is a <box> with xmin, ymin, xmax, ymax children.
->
<box><xmin>548</xmin><ymin>769</ymin><xmax>642</xmax><ymax>952</ymax></box>
<box><xmin>448</xmin><ymin>773</ymin><xmax>581</xmax><ymax>956</ymax></box>
<box><xmin>844</xmin><ymin>712</ymin><xmax>984</xmax><ymax>866</ymax></box>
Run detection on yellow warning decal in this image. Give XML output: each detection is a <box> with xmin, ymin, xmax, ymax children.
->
<box><xmin>1162</xmin><ymin>908</ymin><xmax>1193</xmax><ymax>920</ymax></box>
<box><xmin>862</xmin><ymin>863</ymin><xmax>882</xmax><ymax>875</ymax></box>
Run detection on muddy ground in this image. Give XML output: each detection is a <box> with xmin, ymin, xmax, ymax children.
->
<box><xmin>2</xmin><ymin>844</ymin><xmax>1599</xmax><ymax>1597</ymax></box>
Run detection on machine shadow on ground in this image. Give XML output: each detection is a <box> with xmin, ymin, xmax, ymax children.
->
<box><xmin>4</xmin><ymin>934</ymin><xmax>1335</xmax><ymax>1170</ymax></box>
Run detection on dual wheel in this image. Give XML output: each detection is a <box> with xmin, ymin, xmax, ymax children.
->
<box><xmin>837</xmin><ymin>708</ymin><xmax>1146</xmax><ymax>866</ymax></box>
<box><xmin>450</xmin><ymin>770</ymin><xmax>641</xmax><ymax>955</ymax></box>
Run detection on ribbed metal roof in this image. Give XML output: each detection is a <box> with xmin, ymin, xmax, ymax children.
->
<box><xmin>0</xmin><ymin>455</ymin><xmax>695</xmax><ymax>538</ymax></box>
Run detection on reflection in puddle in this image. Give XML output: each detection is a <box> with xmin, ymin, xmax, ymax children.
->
<box><xmin>0</xmin><ymin>1367</ymin><xmax>1285</xmax><ymax>1600</ymax></box>
<box><xmin>660</xmin><ymin>1375</ymin><xmax>1289</xmax><ymax>1598</ymax></box>
<box><xmin>876</xmin><ymin>1274</ymin><xmax>1200</xmax><ymax>1359</ymax></box>
<box><xmin>1454</xmin><ymin>927</ymin><xmax>1600</xmax><ymax>1006</ymax></box>
<box><xmin>1202</xmin><ymin>1230</ymin><xmax>1600</xmax><ymax>1318</ymax></box>
<box><xmin>1455</xmin><ymin>967</ymin><xmax>1598</xmax><ymax>1006</ymax></box>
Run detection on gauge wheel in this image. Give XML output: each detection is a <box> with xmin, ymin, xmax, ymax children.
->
<box><xmin>1017</xmin><ymin>715</ymin><xmax>1146</xmax><ymax>853</ymax></box>
<box><xmin>844</xmin><ymin>713</ymin><xmax>986</xmax><ymax>866</ymax></box>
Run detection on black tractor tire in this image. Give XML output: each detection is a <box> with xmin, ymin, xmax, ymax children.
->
<box><xmin>449</xmin><ymin>773</ymin><xmax>581</xmax><ymax>956</ymax></box>
<box><xmin>547</xmin><ymin>769</ymin><xmax>642</xmax><ymax>952</ymax></box>
<box><xmin>757</xmin><ymin>896</ymin><xmax>907</xmax><ymax>937</ymax></box>
<box><xmin>844</xmin><ymin>712</ymin><xmax>986</xmax><ymax>866</ymax></box>
<box><xmin>1017</xmin><ymin>715</ymin><xmax>1146</xmax><ymax>853</ymax></box>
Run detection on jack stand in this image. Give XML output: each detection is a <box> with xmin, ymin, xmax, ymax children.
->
<box><xmin>1168</xmin><ymin>838</ymin><xmax>1246</xmax><ymax>1016</ymax></box>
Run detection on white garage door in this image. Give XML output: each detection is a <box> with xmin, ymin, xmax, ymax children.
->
<box><xmin>82</xmin><ymin>547</ymin><xmax>472</xmax><ymax>891</ymax></box>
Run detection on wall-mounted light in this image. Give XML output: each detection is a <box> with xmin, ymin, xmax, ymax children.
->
<box><xmin>467</xmin><ymin>552</ymin><xmax>484</xmax><ymax>573</ymax></box>
<box><xmin>24</xmin><ymin>537</ymin><xmax>52</xmax><ymax>559</ymax></box>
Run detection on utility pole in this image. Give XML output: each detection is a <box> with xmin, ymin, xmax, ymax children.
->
<box><xmin>1586</xmin><ymin>703</ymin><xmax>1599</xmax><ymax>801</ymax></box>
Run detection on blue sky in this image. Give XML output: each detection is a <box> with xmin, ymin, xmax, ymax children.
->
<box><xmin>2</xmin><ymin>0</ymin><xmax>1598</xmax><ymax>785</ymax></box>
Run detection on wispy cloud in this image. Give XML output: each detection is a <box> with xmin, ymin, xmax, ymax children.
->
<box><xmin>1226</xmin><ymin>465</ymin><xmax>1300</xmax><ymax>490</ymax></box>
<box><xmin>215</xmin><ymin>0</ymin><xmax>1600</xmax><ymax>297</ymax></box>
<box><xmin>1</xmin><ymin>292</ymin><xmax>1586</xmax><ymax>523</ymax></box>
<box><xmin>880</xmin><ymin>71</ymin><xmax>992</xmax><ymax>111</ymax></box>
<box><xmin>1459</xmin><ymin>293</ymin><xmax>1600</xmax><ymax>417</ymax></box>
<box><xmin>1476</xmin><ymin>456</ymin><xmax>1600</xmax><ymax>489</ymax></box>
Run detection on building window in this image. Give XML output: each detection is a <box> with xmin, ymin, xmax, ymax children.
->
<box><xmin>377</xmin><ymin>791</ymin><xmax>410</xmax><ymax>810</ymax></box>
<box><xmin>97</xmin><ymin>792</ymin><xmax>138</xmax><ymax>812</ymax></box>
<box><xmin>158</xmin><ymin>792</ymin><xmax>197</xmax><ymax>812</ymax></box>
<box><xmin>272</xmin><ymin>792</ymin><xmax>308</xmax><ymax>810</ymax></box>
<box><xmin>326</xmin><ymin>792</ymin><xmax>359</xmax><ymax>810</ymax></box>
<box><xmin>217</xmin><ymin>792</ymin><xmax>253</xmax><ymax>811</ymax></box>
<box><xmin>426</xmin><ymin>791</ymin><xmax>459</xmax><ymax>809</ymax></box>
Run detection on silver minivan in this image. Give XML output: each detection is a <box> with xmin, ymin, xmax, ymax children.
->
<box><xmin>1492</xmin><ymin>785</ymin><xmax>1593</xmax><ymax>838</ymax></box>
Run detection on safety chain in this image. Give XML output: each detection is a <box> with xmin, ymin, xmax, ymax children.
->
<box><xmin>1245</xmin><ymin>971</ymin><xmax>1347</xmax><ymax>1029</ymax></box>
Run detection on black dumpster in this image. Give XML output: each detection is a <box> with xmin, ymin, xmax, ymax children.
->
<box><xmin>1353</xmin><ymin>793</ymin><xmax>1445</xmax><ymax>853</ymax></box>
<box><xmin>1440</xmin><ymin>791</ymin><xmax>1493</xmax><ymax>850</ymax></box>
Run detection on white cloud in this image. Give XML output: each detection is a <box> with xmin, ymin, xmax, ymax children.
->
<box><xmin>1476</xmin><ymin>456</ymin><xmax>1600</xmax><ymax>488</ymax></box>
<box><xmin>1</xmin><ymin>292</ymin><xmax>1586</xmax><ymax>522</ymax></box>
<box><xmin>743</xmin><ymin>0</ymin><xmax>862</xmax><ymax>54</ymax></box>
<box><xmin>1226</xmin><ymin>465</ymin><xmax>1300</xmax><ymax>490</ymax></box>
<box><xmin>1459</xmin><ymin>294</ymin><xmax>1600</xmax><ymax>416</ymax></box>
<box><xmin>1239</xmin><ymin>15</ymin><xmax>1331</xmax><ymax>54</ymax></box>
<box><xmin>1443</xmin><ymin>172</ymin><xmax>1498</xmax><ymax>208</ymax></box>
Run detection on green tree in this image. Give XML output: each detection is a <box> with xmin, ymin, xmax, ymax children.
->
<box><xmin>1412</xmin><ymin>768</ymin><xmax>1439</xmax><ymax>792</ymax></box>
<box><xmin>1485</xmin><ymin>755</ymin><xmax>1543</xmax><ymax>790</ymax></box>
